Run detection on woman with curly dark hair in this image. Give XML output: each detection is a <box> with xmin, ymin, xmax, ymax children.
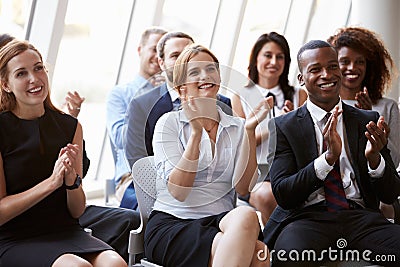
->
<box><xmin>231</xmin><ymin>32</ymin><xmax>307</xmax><ymax>225</ymax></box>
<box><xmin>328</xmin><ymin>27</ymin><xmax>399</xmax><ymax>169</ymax></box>
<box><xmin>328</xmin><ymin>26</ymin><xmax>400</xmax><ymax>223</ymax></box>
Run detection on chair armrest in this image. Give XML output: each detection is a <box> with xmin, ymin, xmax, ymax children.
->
<box><xmin>128</xmin><ymin>225</ymin><xmax>144</xmax><ymax>266</ymax></box>
<box><xmin>129</xmin><ymin>227</ymin><xmax>144</xmax><ymax>255</ymax></box>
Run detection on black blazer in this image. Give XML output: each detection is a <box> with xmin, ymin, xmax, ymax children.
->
<box><xmin>263</xmin><ymin>102</ymin><xmax>400</xmax><ymax>247</ymax></box>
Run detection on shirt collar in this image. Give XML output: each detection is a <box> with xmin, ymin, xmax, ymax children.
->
<box><xmin>306</xmin><ymin>98</ymin><xmax>342</xmax><ymax>123</ymax></box>
<box><xmin>167</xmin><ymin>84</ymin><xmax>180</xmax><ymax>102</ymax></box>
<box><xmin>256</xmin><ymin>84</ymin><xmax>282</xmax><ymax>97</ymax></box>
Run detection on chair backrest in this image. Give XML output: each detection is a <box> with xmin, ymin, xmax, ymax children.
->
<box><xmin>131</xmin><ymin>156</ymin><xmax>157</xmax><ymax>226</ymax></box>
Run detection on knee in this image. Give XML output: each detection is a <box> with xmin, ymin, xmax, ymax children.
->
<box><xmin>250</xmin><ymin>184</ymin><xmax>276</xmax><ymax>209</ymax></box>
<box><xmin>95</xmin><ymin>251</ymin><xmax>127</xmax><ymax>267</ymax></box>
<box><xmin>253</xmin><ymin>241</ymin><xmax>270</xmax><ymax>267</ymax></box>
<box><xmin>52</xmin><ymin>254</ymin><xmax>92</xmax><ymax>267</ymax></box>
<box><xmin>234</xmin><ymin>206</ymin><xmax>260</xmax><ymax>232</ymax></box>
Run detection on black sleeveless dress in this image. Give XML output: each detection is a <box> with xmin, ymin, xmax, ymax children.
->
<box><xmin>0</xmin><ymin>108</ymin><xmax>111</xmax><ymax>267</ymax></box>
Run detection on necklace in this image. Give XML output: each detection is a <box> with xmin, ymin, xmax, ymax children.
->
<box><xmin>205</xmin><ymin>121</ymin><xmax>218</xmax><ymax>133</ymax></box>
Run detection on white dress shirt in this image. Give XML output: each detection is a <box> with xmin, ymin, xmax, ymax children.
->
<box><xmin>304</xmin><ymin>99</ymin><xmax>385</xmax><ymax>207</ymax></box>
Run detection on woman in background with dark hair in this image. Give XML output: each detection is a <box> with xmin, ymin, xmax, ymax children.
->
<box><xmin>328</xmin><ymin>26</ymin><xmax>400</xmax><ymax>223</ymax></box>
<box><xmin>232</xmin><ymin>32</ymin><xmax>307</xmax><ymax>225</ymax></box>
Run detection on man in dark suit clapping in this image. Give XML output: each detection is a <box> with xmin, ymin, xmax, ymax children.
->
<box><xmin>263</xmin><ymin>40</ymin><xmax>400</xmax><ymax>266</ymax></box>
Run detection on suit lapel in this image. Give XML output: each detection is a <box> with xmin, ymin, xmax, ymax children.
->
<box><xmin>342</xmin><ymin>103</ymin><xmax>359</xmax><ymax>166</ymax></box>
<box><xmin>297</xmin><ymin>105</ymin><xmax>319</xmax><ymax>161</ymax></box>
<box><xmin>155</xmin><ymin>83</ymin><xmax>173</xmax><ymax>114</ymax></box>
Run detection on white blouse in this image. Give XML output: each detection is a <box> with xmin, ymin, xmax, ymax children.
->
<box><xmin>152</xmin><ymin>107</ymin><xmax>245</xmax><ymax>219</ymax></box>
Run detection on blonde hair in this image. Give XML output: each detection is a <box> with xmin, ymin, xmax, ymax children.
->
<box><xmin>173</xmin><ymin>44</ymin><xmax>219</xmax><ymax>92</ymax></box>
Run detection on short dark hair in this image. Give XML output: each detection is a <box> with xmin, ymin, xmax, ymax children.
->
<box><xmin>0</xmin><ymin>33</ymin><xmax>15</xmax><ymax>49</ymax></box>
<box><xmin>156</xmin><ymin>31</ymin><xmax>194</xmax><ymax>60</ymax></box>
<box><xmin>297</xmin><ymin>40</ymin><xmax>333</xmax><ymax>72</ymax></box>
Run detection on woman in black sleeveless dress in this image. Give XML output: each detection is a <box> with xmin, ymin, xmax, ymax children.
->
<box><xmin>0</xmin><ymin>40</ymin><xmax>127</xmax><ymax>267</ymax></box>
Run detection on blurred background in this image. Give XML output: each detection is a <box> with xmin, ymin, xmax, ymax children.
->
<box><xmin>1</xmin><ymin>0</ymin><xmax>399</xmax><ymax>201</ymax></box>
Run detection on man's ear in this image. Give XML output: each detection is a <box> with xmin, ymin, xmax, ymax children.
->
<box><xmin>158</xmin><ymin>57</ymin><xmax>164</xmax><ymax>71</ymax></box>
<box><xmin>297</xmin><ymin>73</ymin><xmax>305</xmax><ymax>86</ymax></box>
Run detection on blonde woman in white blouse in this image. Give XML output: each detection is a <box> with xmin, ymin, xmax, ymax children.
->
<box><xmin>145</xmin><ymin>44</ymin><xmax>271</xmax><ymax>267</ymax></box>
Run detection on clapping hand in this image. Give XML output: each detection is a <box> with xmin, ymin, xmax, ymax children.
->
<box><xmin>282</xmin><ymin>100</ymin><xmax>294</xmax><ymax>113</ymax></box>
<box><xmin>149</xmin><ymin>73</ymin><xmax>166</xmax><ymax>87</ymax></box>
<box><xmin>245</xmin><ymin>98</ymin><xmax>270</xmax><ymax>131</ymax></box>
<box><xmin>180</xmin><ymin>87</ymin><xmax>203</xmax><ymax>133</ymax></box>
<box><xmin>65</xmin><ymin>91</ymin><xmax>85</xmax><ymax>118</ymax></box>
<box><xmin>365</xmin><ymin>116</ymin><xmax>388</xmax><ymax>168</ymax></box>
<box><xmin>322</xmin><ymin>106</ymin><xmax>343</xmax><ymax>165</ymax></box>
<box><xmin>180</xmin><ymin>87</ymin><xmax>219</xmax><ymax>134</ymax></box>
<box><xmin>59</xmin><ymin>144</ymin><xmax>81</xmax><ymax>186</ymax></box>
<box><xmin>355</xmin><ymin>87</ymin><xmax>372</xmax><ymax>110</ymax></box>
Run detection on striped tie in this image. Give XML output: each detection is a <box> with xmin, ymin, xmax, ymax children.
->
<box><xmin>322</xmin><ymin>113</ymin><xmax>349</xmax><ymax>212</ymax></box>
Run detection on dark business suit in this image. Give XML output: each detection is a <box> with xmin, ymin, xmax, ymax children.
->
<box><xmin>124</xmin><ymin>83</ymin><xmax>232</xmax><ymax>168</ymax></box>
<box><xmin>263</xmin><ymin>103</ymin><xmax>400</xmax><ymax>266</ymax></box>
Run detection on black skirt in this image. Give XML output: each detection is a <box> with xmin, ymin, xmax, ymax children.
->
<box><xmin>144</xmin><ymin>210</ymin><xmax>229</xmax><ymax>267</ymax></box>
<box><xmin>0</xmin><ymin>227</ymin><xmax>112</xmax><ymax>267</ymax></box>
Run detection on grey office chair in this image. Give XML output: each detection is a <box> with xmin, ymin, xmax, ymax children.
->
<box><xmin>129</xmin><ymin>156</ymin><xmax>162</xmax><ymax>267</ymax></box>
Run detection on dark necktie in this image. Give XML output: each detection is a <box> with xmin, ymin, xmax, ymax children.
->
<box><xmin>322</xmin><ymin>113</ymin><xmax>349</xmax><ymax>212</ymax></box>
<box><xmin>172</xmin><ymin>98</ymin><xmax>181</xmax><ymax>111</ymax></box>
<box><xmin>266</xmin><ymin>92</ymin><xmax>276</xmax><ymax>117</ymax></box>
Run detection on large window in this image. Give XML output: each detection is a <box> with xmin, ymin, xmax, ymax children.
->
<box><xmin>51</xmin><ymin>0</ymin><xmax>134</xmax><ymax>188</ymax></box>
<box><xmin>0</xmin><ymin>0</ymin><xmax>31</xmax><ymax>38</ymax></box>
<box><xmin>4</xmin><ymin>0</ymin><xmax>397</xmax><ymax>199</ymax></box>
<box><xmin>51</xmin><ymin>0</ymin><xmax>222</xmax><ymax>190</ymax></box>
<box><xmin>232</xmin><ymin>0</ymin><xmax>292</xmax><ymax>80</ymax></box>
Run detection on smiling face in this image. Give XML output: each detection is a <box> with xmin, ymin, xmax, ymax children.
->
<box><xmin>298</xmin><ymin>46</ymin><xmax>341</xmax><ymax>111</ymax></box>
<box><xmin>183</xmin><ymin>52</ymin><xmax>220</xmax><ymax>99</ymax></box>
<box><xmin>2</xmin><ymin>49</ymin><xmax>48</xmax><ymax>111</ymax></box>
<box><xmin>256</xmin><ymin>41</ymin><xmax>285</xmax><ymax>84</ymax></box>
<box><xmin>138</xmin><ymin>32</ymin><xmax>164</xmax><ymax>79</ymax></box>
<box><xmin>159</xmin><ymin>37</ymin><xmax>194</xmax><ymax>84</ymax></box>
<box><xmin>338</xmin><ymin>46</ymin><xmax>366</xmax><ymax>92</ymax></box>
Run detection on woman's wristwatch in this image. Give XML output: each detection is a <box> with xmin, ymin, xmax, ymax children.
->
<box><xmin>65</xmin><ymin>174</ymin><xmax>82</xmax><ymax>190</ymax></box>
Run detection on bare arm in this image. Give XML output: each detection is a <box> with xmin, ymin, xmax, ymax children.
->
<box><xmin>231</xmin><ymin>93</ymin><xmax>246</xmax><ymax>118</ymax></box>
<box><xmin>234</xmin><ymin>99</ymin><xmax>269</xmax><ymax>195</ymax></box>
<box><xmin>167</xmin><ymin>130</ymin><xmax>202</xmax><ymax>202</ymax></box>
<box><xmin>63</xmin><ymin>121</ymin><xmax>86</xmax><ymax>218</ymax></box>
<box><xmin>0</xmin><ymin>152</ymin><xmax>65</xmax><ymax>226</ymax></box>
<box><xmin>167</xmin><ymin>91</ymin><xmax>204</xmax><ymax>201</ymax></box>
